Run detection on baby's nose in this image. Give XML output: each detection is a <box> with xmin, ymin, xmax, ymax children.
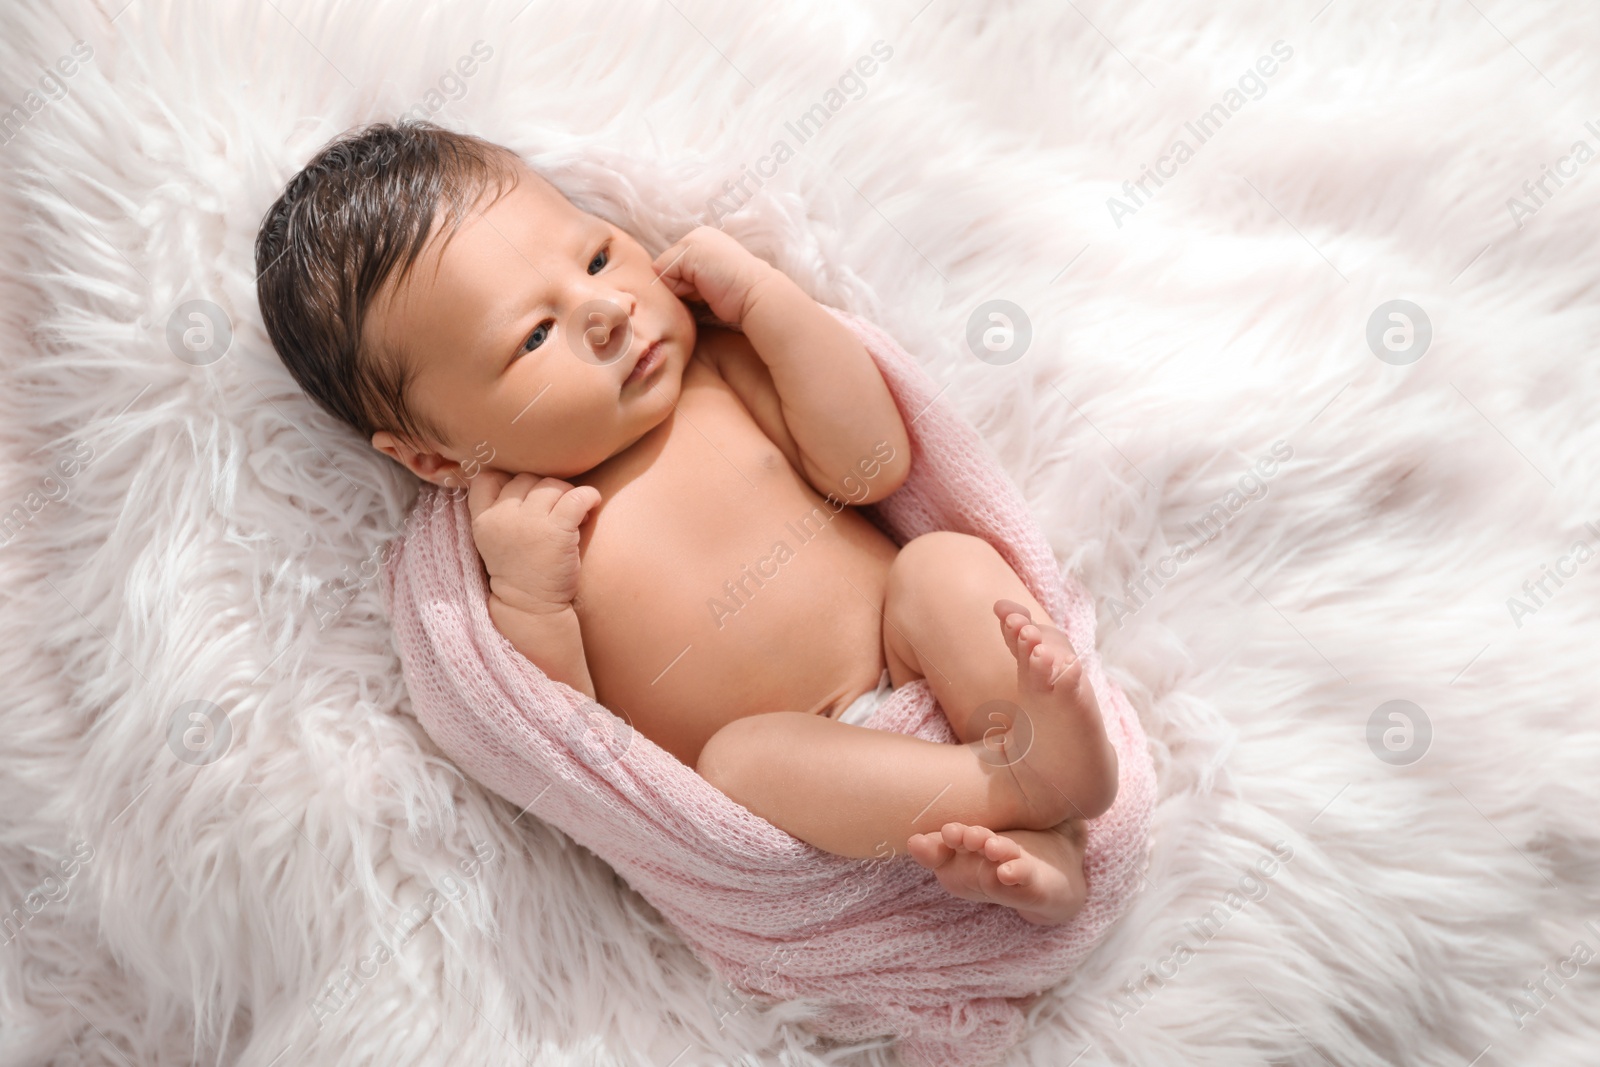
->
<box><xmin>566</xmin><ymin>297</ymin><xmax>634</xmax><ymax>365</ymax></box>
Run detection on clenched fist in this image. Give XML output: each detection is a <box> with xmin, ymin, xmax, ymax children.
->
<box><xmin>467</xmin><ymin>471</ymin><xmax>602</xmax><ymax>616</ymax></box>
<box><xmin>651</xmin><ymin>226</ymin><xmax>776</xmax><ymax>326</ymax></box>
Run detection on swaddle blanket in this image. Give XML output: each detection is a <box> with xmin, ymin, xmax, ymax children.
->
<box><xmin>379</xmin><ymin>306</ymin><xmax>1156</xmax><ymax>1067</ymax></box>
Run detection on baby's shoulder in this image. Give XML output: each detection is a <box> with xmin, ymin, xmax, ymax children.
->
<box><xmin>686</xmin><ymin>326</ymin><xmax>804</xmax><ymax>474</ymax></box>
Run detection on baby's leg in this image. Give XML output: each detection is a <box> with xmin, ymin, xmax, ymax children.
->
<box><xmin>907</xmin><ymin>629</ymin><xmax>1096</xmax><ymax>924</ymax></box>
<box><xmin>693</xmin><ymin>532</ymin><xmax>1093</xmax><ymax>863</ymax></box>
<box><xmin>693</xmin><ymin>704</ymin><xmax>1058</xmax><ymax>862</ymax></box>
<box><xmin>880</xmin><ymin>532</ymin><xmax>1118</xmax><ymax>820</ymax></box>
<box><xmin>695</xmin><ymin>533</ymin><xmax>1115</xmax><ymax>920</ymax></box>
<box><xmin>882</xmin><ymin>531</ymin><xmax>1118</xmax><ymax>924</ymax></box>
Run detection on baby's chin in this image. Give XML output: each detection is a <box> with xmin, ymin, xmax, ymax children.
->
<box><xmin>562</xmin><ymin>357</ymin><xmax>683</xmax><ymax>472</ymax></box>
<box><xmin>623</xmin><ymin>347</ymin><xmax>687</xmax><ymax>433</ymax></box>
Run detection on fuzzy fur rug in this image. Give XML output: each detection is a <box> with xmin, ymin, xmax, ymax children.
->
<box><xmin>2</xmin><ymin>1</ymin><xmax>1598</xmax><ymax>1064</ymax></box>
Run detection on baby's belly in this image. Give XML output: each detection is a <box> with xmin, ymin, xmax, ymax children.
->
<box><xmin>571</xmin><ymin>402</ymin><xmax>901</xmax><ymax>767</ymax></box>
<box><xmin>578</xmin><ymin>501</ymin><xmax>899</xmax><ymax>767</ymax></box>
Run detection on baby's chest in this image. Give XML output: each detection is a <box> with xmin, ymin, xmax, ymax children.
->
<box><xmin>573</xmin><ymin>372</ymin><xmax>820</xmax><ymax>609</ymax></box>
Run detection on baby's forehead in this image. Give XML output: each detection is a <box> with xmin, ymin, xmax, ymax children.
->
<box><xmin>437</xmin><ymin>167</ymin><xmax>604</xmax><ymax>264</ymax></box>
<box><xmin>499</xmin><ymin>164</ymin><xmax>572</xmax><ymax>212</ymax></box>
<box><xmin>364</xmin><ymin>167</ymin><xmax>597</xmax><ymax>340</ymax></box>
<box><xmin>400</xmin><ymin>170</ymin><xmax>577</xmax><ymax>286</ymax></box>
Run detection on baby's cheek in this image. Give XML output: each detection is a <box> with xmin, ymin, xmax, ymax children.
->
<box><xmin>650</xmin><ymin>279</ymin><xmax>696</xmax><ymax>327</ymax></box>
<box><xmin>554</xmin><ymin>396</ymin><xmax>626</xmax><ymax>475</ymax></box>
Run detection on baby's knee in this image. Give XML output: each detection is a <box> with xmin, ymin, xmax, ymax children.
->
<box><xmin>694</xmin><ymin>712</ymin><xmax>808</xmax><ymax>799</ymax></box>
<box><xmin>694</xmin><ymin>716</ymin><xmax>758</xmax><ymax>793</ymax></box>
<box><xmin>887</xmin><ymin>531</ymin><xmax>1007</xmax><ymax>611</ymax></box>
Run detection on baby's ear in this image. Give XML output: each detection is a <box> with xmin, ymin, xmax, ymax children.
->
<box><xmin>371</xmin><ymin>429</ymin><xmax>463</xmax><ymax>487</ymax></box>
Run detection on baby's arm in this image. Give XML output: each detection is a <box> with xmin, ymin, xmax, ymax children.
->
<box><xmin>466</xmin><ymin>471</ymin><xmax>600</xmax><ymax>698</ymax></box>
<box><xmin>653</xmin><ymin>229</ymin><xmax>911</xmax><ymax>503</ymax></box>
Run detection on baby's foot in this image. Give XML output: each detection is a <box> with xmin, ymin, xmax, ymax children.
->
<box><xmin>906</xmin><ymin>820</ymin><xmax>1087</xmax><ymax>926</ymax></box>
<box><xmin>989</xmin><ymin>599</ymin><xmax>1118</xmax><ymax>823</ymax></box>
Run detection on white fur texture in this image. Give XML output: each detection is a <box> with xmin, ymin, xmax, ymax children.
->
<box><xmin>2</xmin><ymin>1</ymin><xmax>1598</xmax><ymax>1064</ymax></box>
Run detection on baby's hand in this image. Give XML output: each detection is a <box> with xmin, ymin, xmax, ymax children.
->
<box><xmin>652</xmin><ymin>227</ymin><xmax>776</xmax><ymax>325</ymax></box>
<box><xmin>467</xmin><ymin>471</ymin><xmax>601</xmax><ymax>615</ymax></box>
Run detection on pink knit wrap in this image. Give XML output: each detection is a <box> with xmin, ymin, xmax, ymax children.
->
<box><xmin>379</xmin><ymin>307</ymin><xmax>1155</xmax><ymax>1066</ymax></box>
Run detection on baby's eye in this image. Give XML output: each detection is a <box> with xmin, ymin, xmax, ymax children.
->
<box><xmin>587</xmin><ymin>246</ymin><xmax>609</xmax><ymax>275</ymax></box>
<box><xmin>521</xmin><ymin>320</ymin><xmax>553</xmax><ymax>354</ymax></box>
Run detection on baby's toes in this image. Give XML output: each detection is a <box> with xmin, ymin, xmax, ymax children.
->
<box><xmin>1024</xmin><ymin>639</ymin><xmax>1062</xmax><ymax>692</ymax></box>
<box><xmin>981</xmin><ymin>833</ymin><xmax>1024</xmax><ymax>865</ymax></box>
<box><xmin>979</xmin><ymin>834</ymin><xmax>1029</xmax><ymax>885</ymax></box>
<box><xmin>1012</xmin><ymin>627</ymin><xmax>1044</xmax><ymax>681</ymax></box>
<box><xmin>939</xmin><ymin>821</ymin><xmax>974</xmax><ymax>852</ymax></box>
<box><xmin>993</xmin><ymin>599</ymin><xmax>1032</xmax><ymax>630</ymax></box>
<box><xmin>907</xmin><ymin>831</ymin><xmax>955</xmax><ymax>869</ymax></box>
<box><xmin>1043</xmin><ymin>649</ymin><xmax>1082</xmax><ymax>691</ymax></box>
<box><xmin>959</xmin><ymin>823</ymin><xmax>999</xmax><ymax>854</ymax></box>
<box><xmin>995</xmin><ymin>852</ymin><xmax>1035</xmax><ymax>887</ymax></box>
<box><xmin>1004</xmin><ymin>616</ymin><xmax>1030</xmax><ymax>653</ymax></box>
<box><xmin>993</xmin><ymin>599</ymin><xmax>1033</xmax><ymax>648</ymax></box>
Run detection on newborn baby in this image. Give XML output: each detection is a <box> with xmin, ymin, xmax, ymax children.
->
<box><xmin>256</xmin><ymin>121</ymin><xmax>1119</xmax><ymax>925</ymax></box>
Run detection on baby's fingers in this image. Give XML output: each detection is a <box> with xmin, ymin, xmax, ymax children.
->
<box><xmin>466</xmin><ymin>468</ymin><xmax>512</xmax><ymax>518</ymax></box>
<box><xmin>652</xmin><ymin>240</ymin><xmax>701</xmax><ymax>293</ymax></box>
<box><xmin>659</xmin><ymin>276</ymin><xmax>701</xmax><ymax>302</ymax></box>
<box><xmin>651</xmin><ymin>236</ymin><xmax>691</xmax><ymax>276</ymax></box>
<box><xmin>521</xmin><ymin>476</ymin><xmax>580</xmax><ymax>515</ymax></box>
<box><xmin>548</xmin><ymin>484</ymin><xmax>603</xmax><ymax>530</ymax></box>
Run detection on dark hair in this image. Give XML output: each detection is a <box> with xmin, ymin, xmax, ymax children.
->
<box><xmin>254</xmin><ymin>120</ymin><xmax>523</xmax><ymax>445</ymax></box>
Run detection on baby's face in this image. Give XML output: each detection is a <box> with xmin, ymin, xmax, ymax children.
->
<box><xmin>366</xmin><ymin>164</ymin><xmax>695</xmax><ymax>483</ymax></box>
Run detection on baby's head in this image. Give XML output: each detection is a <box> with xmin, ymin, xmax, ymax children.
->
<box><xmin>255</xmin><ymin>121</ymin><xmax>695</xmax><ymax>486</ymax></box>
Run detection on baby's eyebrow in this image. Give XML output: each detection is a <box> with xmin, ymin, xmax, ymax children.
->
<box><xmin>577</xmin><ymin>217</ymin><xmax>611</xmax><ymax>247</ymax></box>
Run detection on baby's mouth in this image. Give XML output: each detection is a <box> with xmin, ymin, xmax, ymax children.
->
<box><xmin>623</xmin><ymin>339</ymin><xmax>665</xmax><ymax>387</ymax></box>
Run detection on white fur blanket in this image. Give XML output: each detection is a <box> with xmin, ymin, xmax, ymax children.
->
<box><xmin>2</xmin><ymin>1</ymin><xmax>1598</xmax><ymax>1065</ymax></box>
